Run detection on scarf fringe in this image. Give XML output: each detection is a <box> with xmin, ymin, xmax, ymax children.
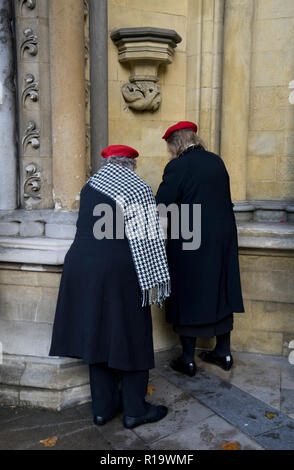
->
<box><xmin>142</xmin><ymin>279</ymin><xmax>171</xmax><ymax>308</ymax></box>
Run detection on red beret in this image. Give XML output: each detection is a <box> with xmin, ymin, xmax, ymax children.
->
<box><xmin>101</xmin><ymin>145</ymin><xmax>139</xmax><ymax>159</ymax></box>
<box><xmin>162</xmin><ymin>121</ymin><xmax>198</xmax><ymax>140</ymax></box>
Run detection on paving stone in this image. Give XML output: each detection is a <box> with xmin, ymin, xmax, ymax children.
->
<box><xmin>97</xmin><ymin>415</ymin><xmax>149</xmax><ymax>450</ymax></box>
<box><xmin>280</xmin><ymin>388</ymin><xmax>294</xmax><ymax>415</ymax></box>
<box><xmin>75</xmin><ymin>403</ymin><xmax>149</xmax><ymax>450</ymax></box>
<box><xmin>0</xmin><ymin>405</ymin><xmax>84</xmax><ymax>434</ymax></box>
<box><xmin>281</xmin><ymin>366</ymin><xmax>294</xmax><ymax>391</ymax></box>
<box><xmin>134</xmin><ymin>392</ymin><xmax>214</xmax><ymax>445</ymax></box>
<box><xmin>75</xmin><ymin>402</ymin><xmax>92</xmax><ymax>418</ymax></box>
<box><xmin>256</xmin><ymin>423</ymin><xmax>294</xmax><ymax>451</ymax></box>
<box><xmin>26</xmin><ymin>426</ymin><xmax>113</xmax><ymax>450</ymax></box>
<box><xmin>155</xmin><ymin>350</ymin><xmax>294</xmax><ymax>440</ymax></box>
<box><xmin>150</xmin><ymin>414</ymin><xmax>264</xmax><ymax>450</ymax></box>
<box><xmin>196</xmin><ymin>350</ymin><xmax>282</xmax><ymax>410</ymax></box>
<box><xmin>147</xmin><ymin>374</ymin><xmax>188</xmax><ymax>406</ymax></box>
<box><xmin>0</xmin><ymin>412</ymin><xmax>92</xmax><ymax>450</ymax></box>
<box><xmin>0</xmin><ymin>405</ymin><xmax>27</xmax><ymax>424</ymax></box>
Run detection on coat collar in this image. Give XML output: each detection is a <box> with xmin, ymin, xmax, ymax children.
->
<box><xmin>178</xmin><ymin>144</ymin><xmax>203</xmax><ymax>158</ymax></box>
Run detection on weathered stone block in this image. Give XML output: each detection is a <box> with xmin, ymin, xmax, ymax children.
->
<box><xmin>20</xmin><ymin>360</ymin><xmax>89</xmax><ymax>390</ymax></box>
<box><xmin>0</xmin><ymin>268</ymin><xmax>61</xmax><ymax>288</ymax></box>
<box><xmin>251</xmin><ymin>49</ymin><xmax>293</xmax><ymax>87</ymax></box>
<box><xmin>159</xmin><ymin>85</ymin><xmax>185</xmax><ymax>121</ymax></box>
<box><xmin>0</xmin><ymin>284</ymin><xmax>42</xmax><ymax>321</ymax></box>
<box><xmin>0</xmin><ymin>357</ymin><xmax>26</xmax><ymax>386</ymax></box>
<box><xmin>0</xmin><ymin>222</ymin><xmax>19</xmax><ymax>236</ymax></box>
<box><xmin>19</xmin><ymin>383</ymin><xmax>91</xmax><ymax>410</ymax></box>
<box><xmin>277</xmin><ymin>157</ymin><xmax>294</xmax><ymax>182</ymax></box>
<box><xmin>19</xmin><ymin>221</ymin><xmax>44</xmax><ymax>237</ymax></box>
<box><xmin>248</xmin><ymin>131</ymin><xmax>282</xmax><ymax>157</ymax></box>
<box><xmin>232</xmin><ymin>329</ymin><xmax>283</xmax><ymax>355</ymax></box>
<box><xmin>0</xmin><ymin>385</ymin><xmax>19</xmax><ymax>406</ymax></box>
<box><xmin>256</xmin><ymin>0</ymin><xmax>294</xmax><ymax>20</ymax></box>
<box><xmin>45</xmin><ymin>223</ymin><xmax>76</xmax><ymax>239</ymax></box>
<box><xmin>248</xmin><ymin>155</ymin><xmax>276</xmax><ymax>182</ymax></box>
<box><xmin>125</xmin><ymin>0</ymin><xmax>188</xmax><ymax>17</ymax></box>
<box><xmin>254</xmin><ymin>210</ymin><xmax>287</xmax><ymax>222</ymax></box>
<box><xmin>249</xmin><ymin>300</ymin><xmax>294</xmax><ymax>333</ymax></box>
<box><xmin>0</xmin><ymin>320</ymin><xmax>53</xmax><ymax>357</ymax></box>
<box><xmin>163</xmin><ymin>52</ymin><xmax>186</xmax><ymax>87</ymax></box>
<box><xmin>240</xmin><ymin>257</ymin><xmax>294</xmax><ymax>303</ymax></box>
<box><xmin>253</xmin><ymin>17</ymin><xmax>294</xmax><ymax>52</ymax></box>
<box><xmin>0</xmin><ymin>354</ymin><xmax>91</xmax><ymax>410</ymax></box>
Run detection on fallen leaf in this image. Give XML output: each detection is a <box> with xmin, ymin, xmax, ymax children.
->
<box><xmin>265</xmin><ymin>412</ymin><xmax>277</xmax><ymax>419</ymax></box>
<box><xmin>40</xmin><ymin>436</ymin><xmax>58</xmax><ymax>447</ymax></box>
<box><xmin>147</xmin><ymin>385</ymin><xmax>156</xmax><ymax>396</ymax></box>
<box><xmin>221</xmin><ymin>441</ymin><xmax>240</xmax><ymax>450</ymax></box>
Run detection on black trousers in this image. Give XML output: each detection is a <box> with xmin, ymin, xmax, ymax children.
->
<box><xmin>89</xmin><ymin>363</ymin><xmax>149</xmax><ymax>419</ymax></box>
<box><xmin>180</xmin><ymin>331</ymin><xmax>231</xmax><ymax>363</ymax></box>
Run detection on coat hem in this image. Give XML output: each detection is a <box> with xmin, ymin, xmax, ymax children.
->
<box><xmin>48</xmin><ymin>351</ymin><xmax>155</xmax><ymax>371</ymax></box>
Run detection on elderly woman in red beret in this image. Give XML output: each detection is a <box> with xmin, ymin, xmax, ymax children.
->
<box><xmin>49</xmin><ymin>145</ymin><xmax>170</xmax><ymax>429</ymax></box>
<box><xmin>156</xmin><ymin>122</ymin><xmax>244</xmax><ymax>376</ymax></box>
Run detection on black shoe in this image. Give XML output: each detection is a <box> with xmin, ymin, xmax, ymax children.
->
<box><xmin>199</xmin><ymin>351</ymin><xmax>233</xmax><ymax>371</ymax></box>
<box><xmin>170</xmin><ymin>356</ymin><xmax>197</xmax><ymax>377</ymax></box>
<box><xmin>93</xmin><ymin>394</ymin><xmax>123</xmax><ymax>426</ymax></box>
<box><xmin>93</xmin><ymin>415</ymin><xmax>107</xmax><ymax>426</ymax></box>
<box><xmin>123</xmin><ymin>403</ymin><xmax>168</xmax><ymax>429</ymax></box>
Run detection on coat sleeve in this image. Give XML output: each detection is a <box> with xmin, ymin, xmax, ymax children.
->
<box><xmin>155</xmin><ymin>159</ymin><xmax>186</xmax><ymax>206</ymax></box>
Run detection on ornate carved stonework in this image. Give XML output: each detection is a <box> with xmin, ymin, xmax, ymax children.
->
<box><xmin>23</xmin><ymin>163</ymin><xmax>41</xmax><ymax>202</ymax></box>
<box><xmin>22</xmin><ymin>120</ymin><xmax>40</xmax><ymax>151</ymax></box>
<box><xmin>19</xmin><ymin>0</ymin><xmax>36</xmax><ymax>11</ymax></box>
<box><xmin>22</xmin><ymin>73</ymin><xmax>39</xmax><ymax>106</ymax></box>
<box><xmin>13</xmin><ymin>0</ymin><xmax>53</xmax><ymax>208</ymax></box>
<box><xmin>111</xmin><ymin>27</ymin><xmax>181</xmax><ymax>112</ymax></box>
<box><xmin>121</xmin><ymin>81</ymin><xmax>161</xmax><ymax>112</ymax></box>
<box><xmin>20</xmin><ymin>28</ymin><xmax>38</xmax><ymax>57</ymax></box>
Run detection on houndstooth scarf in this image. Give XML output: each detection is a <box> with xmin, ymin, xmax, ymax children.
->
<box><xmin>87</xmin><ymin>162</ymin><xmax>170</xmax><ymax>307</ymax></box>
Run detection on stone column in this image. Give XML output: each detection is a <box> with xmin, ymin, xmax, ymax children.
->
<box><xmin>49</xmin><ymin>0</ymin><xmax>86</xmax><ymax>211</ymax></box>
<box><xmin>0</xmin><ymin>0</ymin><xmax>17</xmax><ymax>210</ymax></box>
<box><xmin>89</xmin><ymin>0</ymin><xmax>108</xmax><ymax>174</ymax></box>
<box><xmin>220</xmin><ymin>0</ymin><xmax>254</xmax><ymax>203</ymax></box>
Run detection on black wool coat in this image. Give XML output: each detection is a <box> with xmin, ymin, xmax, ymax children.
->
<box><xmin>155</xmin><ymin>145</ymin><xmax>244</xmax><ymax>327</ymax></box>
<box><xmin>49</xmin><ymin>183</ymin><xmax>155</xmax><ymax>371</ymax></box>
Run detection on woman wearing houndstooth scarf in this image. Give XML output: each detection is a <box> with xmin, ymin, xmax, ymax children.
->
<box><xmin>49</xmin><ymin>145</ymin><xmax>169</xmax><ymax>429</ymax></box>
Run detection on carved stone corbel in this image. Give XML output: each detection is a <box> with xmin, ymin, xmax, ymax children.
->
<box><xmin>111</xmin><ymin>27</ymin><xmax>182</xmax><ymax>112</ymax></box>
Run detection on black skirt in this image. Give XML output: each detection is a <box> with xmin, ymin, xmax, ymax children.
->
<box><xmin>49</xmin><ymin>184</ymin><xmax>155</xmax><ymax>371</ymax></box>
<box><xmin>173</xmin><ymin>313</ymin><xmax>233</xmax><ymax>337</ymax></box>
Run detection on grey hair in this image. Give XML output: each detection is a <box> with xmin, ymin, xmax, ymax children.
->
<box><xmin>166</xmin><ymin>129</ymin><xmax>207</xmax><ymax>159</ymax></box>
<box><xmin>101</xmin><ymin>155</ymin><xmax>137</xmax><ymax>171</ymax></box>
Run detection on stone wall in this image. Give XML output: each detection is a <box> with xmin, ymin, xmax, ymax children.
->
<box><xmin>247</xmin><ymin>0</ymin><xmax>294</xmax><ymax>200</ymax></box>
<box><xmin>234</xmin><ymin>250</ymin><xmax>294</xmax><ymax>355</ymax></box>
